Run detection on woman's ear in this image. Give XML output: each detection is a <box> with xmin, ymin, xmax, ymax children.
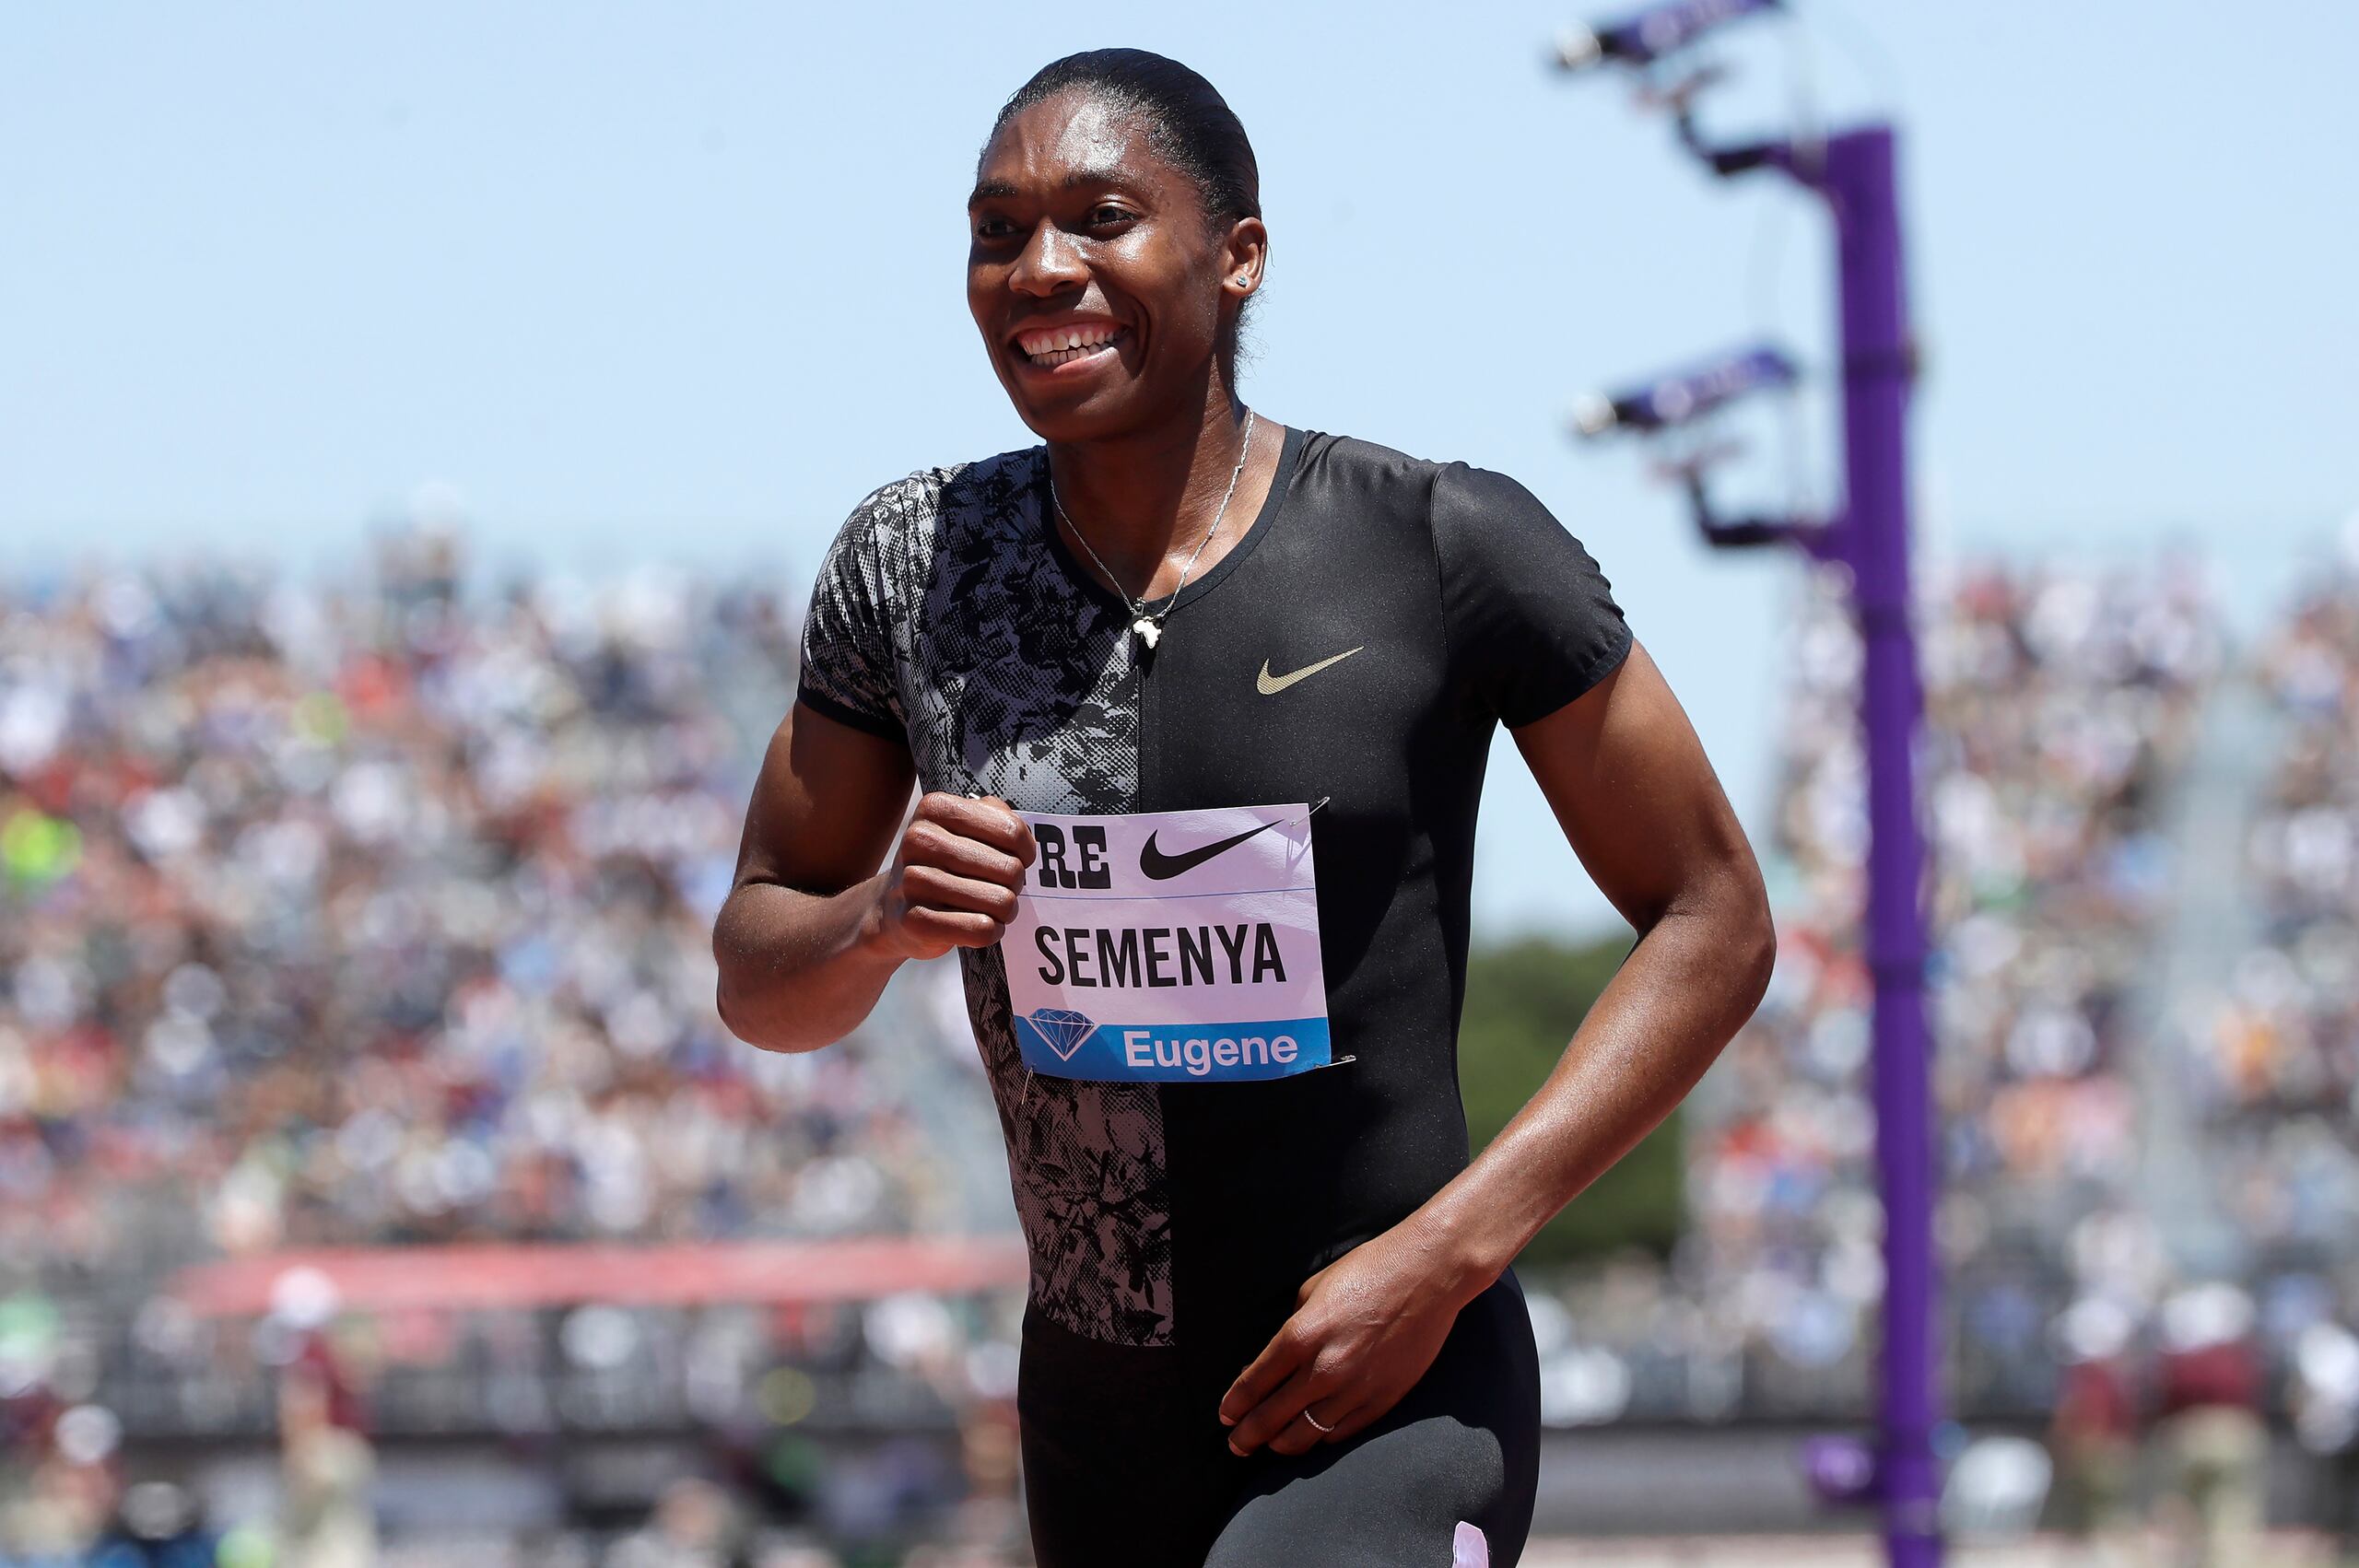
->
<box><xmin>1224</xmin><ymin>216</ymin><xmax>1269</xmax><ymax>297</ymax></box>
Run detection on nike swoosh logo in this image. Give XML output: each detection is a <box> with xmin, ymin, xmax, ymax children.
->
<box><xmin>1257</xmin><ymin>646</ymin><xmax>1364</xmax><ymax>696</ymax></box>
<box><xmin>1138</xmin><ymin>818</ymin><xmax>1282</xmax><ymax>881</ymax></box>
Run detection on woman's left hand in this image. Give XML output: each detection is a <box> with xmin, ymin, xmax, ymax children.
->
<box><xmin>1217</xmin><ymin>1219</ymin><xmax>1481</xmax><ymax>1457</ymax></box>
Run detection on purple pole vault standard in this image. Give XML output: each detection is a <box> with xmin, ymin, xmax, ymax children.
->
<box><xmin>1559</xmin><ymin>29</ymin><xmax>1941</xmax><ymax>1557</ymax></box>
<box><xmin>1705</xmin><ymin>122</ymin><xmax>1940</xmax><ymax>1568</ymax></box>
<box><xmin>1820</xmin><ymin>124</ymin><xmax>1941</xmax><ymax>1568</ymax></box>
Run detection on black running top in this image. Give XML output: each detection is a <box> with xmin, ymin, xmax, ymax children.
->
<box><xmin>798</xmin><ymin>426</ymin><xmax>1631</xmax><ymax>1370</ymax></box>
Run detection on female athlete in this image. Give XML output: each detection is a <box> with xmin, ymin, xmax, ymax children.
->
<box><xmin>714</xmin><ymin>48</ymin><xmax>1776</xmax><ymax>1567</ymax></box>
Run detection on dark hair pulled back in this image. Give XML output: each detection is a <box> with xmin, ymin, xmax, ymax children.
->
<box><xmin>990</xmin><ymin>49</ymin><xmax>1261</xmax><ymax>235</ymax></box>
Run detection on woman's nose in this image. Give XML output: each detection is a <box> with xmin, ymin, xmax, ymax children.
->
<box><xmin>1009</xmin><ymin>221</ymin><xmax>1086</xmax><ymax>296</ymax></box>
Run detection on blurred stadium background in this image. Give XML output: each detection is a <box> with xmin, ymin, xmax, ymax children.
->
<box><xmin>12</xmin><ymin>535</ymin><xmax>2359</xmax><ymax>1563</ymax></box>
<box><xmin>7</xmin><ymin>2</ymin><xmax>2359</xmax><ymax>1564</ymax></box>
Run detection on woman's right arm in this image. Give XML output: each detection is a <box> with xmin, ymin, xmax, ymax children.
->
<box><xmin>712</xmin><ymin>701</ymin><xmax>1037</xmax><ymax>1053</ymax></box>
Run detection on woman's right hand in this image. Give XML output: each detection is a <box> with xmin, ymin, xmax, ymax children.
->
<box><xmin>871</xmin><ymin>792</ymin><xmax>1039</xmax><ymax>960</ymax></box>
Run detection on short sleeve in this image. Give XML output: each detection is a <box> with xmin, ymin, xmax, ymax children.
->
<box><xmin>796</xmin><ymin>492</ymin><xmax>907</xmax><ymax>743</ymax></box>
<box><xmin>1430</xmin><ymin>461</ymin><xmax>1634</xmax><ymax>728</ymax></box>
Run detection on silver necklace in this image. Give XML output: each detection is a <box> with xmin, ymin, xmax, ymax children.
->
<box><xmin>1050</xmin><ymin>409</ymin><xmax>1258</xmax><ymax>653</ymax></box>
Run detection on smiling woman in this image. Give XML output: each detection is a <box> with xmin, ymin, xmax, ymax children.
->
<box><xmin>968</xmin><ymin>50</ymin><xmax>1262</xmax><ymax>442</ymax></box>
<box><xmin>713</xmin><ymin>45</ymin><xmax>1776</xmax><ymax>1568</ymax></box>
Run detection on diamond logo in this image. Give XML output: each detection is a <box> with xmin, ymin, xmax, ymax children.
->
<box><xmin>1027</xmin><ymin>1008</ymin><xmax>1099</xmax><ymax>1063</ymax></box>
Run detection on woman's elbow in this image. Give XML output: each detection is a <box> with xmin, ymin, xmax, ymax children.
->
<box><xmin>1732</xmin><ymin>874</ymin><xmax>1778</xmax><ymax>1014</ymax></box>
<box><xmin>713</xmin><ymin>967</ymin><xmax>830</xmax><ymax>1055</ymax></box>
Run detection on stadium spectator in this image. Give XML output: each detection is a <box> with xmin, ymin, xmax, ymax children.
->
<box><xmin>2290</xmin><ymin>1318</ymin><xmax>2359</xmax><ymax>1559</ymax></box>
<box><xmin>277</xmin><ymin>1335</ymin><xmax>376</xmax><ymax>1568</ymax></box>
<box><xmin>2150</xmin><ymin>1282</ymin><xmax>2267</xmax><ymax>1567</ymax></box>
<box><xmin>2048</xmin><ymin>1296</ymin><xmax>2140</xmax><ymax>1541</ymax></box>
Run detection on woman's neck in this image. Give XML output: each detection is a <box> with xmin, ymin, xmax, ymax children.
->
<box><xmin>1044</xmin><ymin>378</ymin><xmax>1273</xmax><ymax>603</ymax></box>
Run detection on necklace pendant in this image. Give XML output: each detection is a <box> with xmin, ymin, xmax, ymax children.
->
<box><xmin>1133</xmin><ymin>616</ymin><xmax>1162</xmax><ymax>649</ymax></box>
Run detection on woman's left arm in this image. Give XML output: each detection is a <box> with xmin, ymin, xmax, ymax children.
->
<box><xmin>1221</xmin><ymin>637</ymin><xmax>1777</xmax><ymax>1455</ymax></box>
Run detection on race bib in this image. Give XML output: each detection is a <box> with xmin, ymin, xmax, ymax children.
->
<box><xmin>1003</xmin><ymin>804</ymin><xmax>1332</xmax><ymax>1082</ymax></box>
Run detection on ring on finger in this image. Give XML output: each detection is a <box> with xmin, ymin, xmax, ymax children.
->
<box><xmin>1298</xmin><ymin>1405</ymin><xmax>1335</xmax><ymax>1435</ymax></box>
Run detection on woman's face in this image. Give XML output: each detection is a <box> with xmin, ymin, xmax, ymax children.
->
<box><xmin>968</xmin><ymin>90</ymin><xmax>1258</xmax><ymax>443</ymax></box>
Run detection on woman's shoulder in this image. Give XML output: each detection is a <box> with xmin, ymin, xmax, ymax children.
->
<box><xmin>846</xmin><ymin>446</ymin><xmax>1042</xmax><ymax>525</ymax></box>
<box><xmin>1291</xmin><ymin>429</ymin><xmax>1545</xmax><ymax>517</ymax></box>
<box><xmin>1296</xmin><ymin>427</ymin><xmax>1545</xmax><ymax>489</ymax></box>
<box><xmin>1295</xmin><ymin>427</ymin><xmax>1445</xmax><ymax>480</ymax></box>
<box><xmin>824</xmin><ymin>450</ymin><xmax>1042</xmax><ymax>585</ymax></box>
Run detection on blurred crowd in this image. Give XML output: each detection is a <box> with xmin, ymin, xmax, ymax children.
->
<box><xmin>2181</xmin><ymin>566</ymin><xmax>2359</xmax><ymax>1553</ymax></box>
<box><xmin>2205</xmin><ymin>573</ymin><xmax>2359</xmax><ymax>1278</ymax></box>
<box><xmin>1545</xmin><ymin>556</ymin><xmax>2224</xmax><ymax>1423</ymax></box>
<box><xmin>0</xmin><ymin>530</ymin><xmax>967</xmax><ymax>1282</ymax></box>
<box><xmin>0</xmin><ymin>534</ymin><xmax>1018</xmax><ymax>1562</ymax></box>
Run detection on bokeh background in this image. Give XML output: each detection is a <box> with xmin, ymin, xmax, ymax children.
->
<box><xmin>4</xmin><ymin>3</ymin><xmax>2357</xmax><ymax>1564</ymax></box>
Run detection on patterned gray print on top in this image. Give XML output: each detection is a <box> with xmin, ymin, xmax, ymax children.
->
<box><xmin>799</xmin><ymin>450</ymin><xmax>1174</xmax><ymax>1346</ymax></box>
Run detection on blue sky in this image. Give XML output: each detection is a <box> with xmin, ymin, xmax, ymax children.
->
<box><xmin>4</xmin><ymin>2</ymin><xmax>2353</xmax><ymax>935</ymax></box>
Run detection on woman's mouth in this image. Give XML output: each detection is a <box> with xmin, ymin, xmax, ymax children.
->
<box><xmin>1014</xmin><ymin>322</ymin><xmax>1127</xmax><ymax>370</ymax></box>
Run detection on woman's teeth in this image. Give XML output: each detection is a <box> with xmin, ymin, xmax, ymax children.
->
<box><xmin>1020</xmin><ymin>325</ymin><xmax>1124</xmax><ymax>368</ymax></box>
